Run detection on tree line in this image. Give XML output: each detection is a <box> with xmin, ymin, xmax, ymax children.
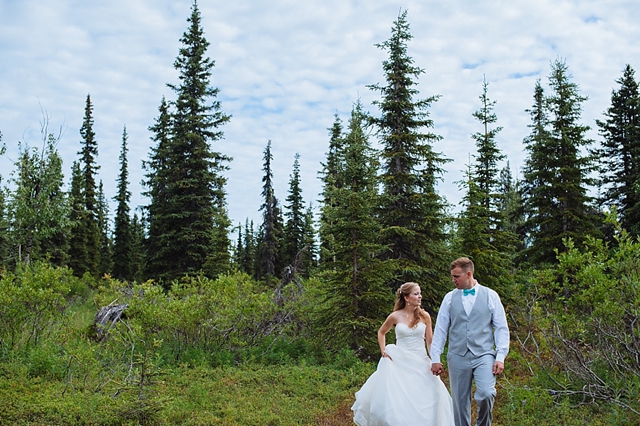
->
<box><xmin>1</xmin><ymin>3</ymin><xmax>640</xmax><ymax>347</ymax></box>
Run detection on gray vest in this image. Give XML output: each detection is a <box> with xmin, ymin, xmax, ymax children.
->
<box><xmin>448</xmin><ymin>285</ymin><xmax>495</xmax><ymax>357</ymax></box>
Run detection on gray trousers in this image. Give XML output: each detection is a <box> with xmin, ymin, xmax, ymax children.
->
<box><xmin>447</xmin><ymin>351</ymin><xmax>496</xmax><ymax>426</ymax></box>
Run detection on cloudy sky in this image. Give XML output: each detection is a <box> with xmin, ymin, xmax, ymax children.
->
<box><xmin>1</xmin><ymin>0</ymin><xmax>639</xmax><ymax>229</ymax></box>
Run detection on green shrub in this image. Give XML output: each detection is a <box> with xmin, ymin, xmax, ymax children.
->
<box><xmin>511</xmin><ymin>215</ymin><xmax>640</xmax><ymax>416</ymax></box>
<box><xmin>0</xmin><ymin>262</ymin><xmax>79</xmax><ymax>353</ymax></box>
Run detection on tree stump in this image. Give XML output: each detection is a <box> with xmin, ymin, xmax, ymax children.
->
<box><xmin>93</xmin><ymin>301</ymin><xmax>128</xmax><ymax>341</ymax></box>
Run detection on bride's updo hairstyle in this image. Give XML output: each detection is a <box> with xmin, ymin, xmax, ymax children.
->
<box><xmin>393</xmin><ymin>282</ymin><xmax>431</xmax><ymax>329</ymax></box>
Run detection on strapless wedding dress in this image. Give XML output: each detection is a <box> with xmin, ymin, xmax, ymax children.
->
<box><xmin>352</xmin><ymin>322</ymin><xmax>454</xmax><ymax>426</ymax></box>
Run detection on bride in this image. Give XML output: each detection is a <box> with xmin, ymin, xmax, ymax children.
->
<box><xmin>352</xmin><ymin>282</ymin><xmax>455</xmax><ymax>426</ymax></box>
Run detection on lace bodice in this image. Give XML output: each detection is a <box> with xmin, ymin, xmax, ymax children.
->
<box><xmin>395</xmin><ymin>322</ymin><xmax>427</xmax><ymax>352</ymax></box>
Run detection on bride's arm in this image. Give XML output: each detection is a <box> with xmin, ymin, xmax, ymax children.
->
<box><xmin>424</xmin><ymin>313</ymin><xmax>433</xmax><ymax>354</ymax></box>
<box><xmin>378</xmin><ymin>313</ymin><xmax>396</xmax><ymax>359</ymax></box>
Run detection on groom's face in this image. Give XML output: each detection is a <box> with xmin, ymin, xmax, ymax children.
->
<box><xmin>451</xmin><ymin>267</ymin><xmax>473</xmax><ymax>290</ymax></box>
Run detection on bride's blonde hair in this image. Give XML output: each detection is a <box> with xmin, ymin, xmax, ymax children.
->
<box><xmin>394</xmin><ymin>282</ymin><xmax>431</xmax><ymax>329</ymax></box>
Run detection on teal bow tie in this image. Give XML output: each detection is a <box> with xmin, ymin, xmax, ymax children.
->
<box><xmin>463</xmin><ymin>288</ymin><xmax>476</xmax><ymax>296</ymax></box>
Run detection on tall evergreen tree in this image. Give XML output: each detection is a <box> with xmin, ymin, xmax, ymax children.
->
<box><xmin>144</xmin><ymin>1</ymin><xmax>231</xmax><ymax>282</ymax></box>
<box><xmin>233</xmin><ymin>223</ymin><xmax>244</xmax><ymax>268</ymax></box>
<box><xmin>318</xmin><ymin>101</ymin><xmax>393</xmax><ymax>358</ymax></box>
<box><xmin>143</xmin><ymin>97</ymin><xmax>171</xmax><ymax>279</ymax></box>
<box><xmin>456</xmin><ymin>163</ymin><xmax>490</xmax><ymax>268</ymax></box>
<box><xmin>97</xmin><ymin>181</ymin><xmax>113</xmax><ymax>277</ymax></box>
<box><xmin>456</xmin><ymin>79</ymin><xmax>514</xmax><ymax>293</ymax></box>
<box><xmin>0</xmin><ymin>133</ymin><xmax>8</xmax><ymax>266</ymax></box>
<box><xmin>596</xmin><ymin>64</ymin><xmax>640</xmax><ymax>236</ymax></box>
<box><xmin>68</xmin><ymin>95</ymin><xmax>101</xmax><ymax>277</ymax></box>
<box><xmin>112</xmin><ymin>126</ymin><xmax>133</xmax><ymax>281</ymax></box>
<box><xmin>471</xmin><ymin>78</ymin><xmax>505</xmax><ymax>209</ymax></box>
<box><xmin>255</xmin><ymin>140</ymin><xmax>283</xmax><ymax>284</ymax></box>
<box><xmin>520</xmin><ymin>60</ymin><xmax>600</xmax><ymax>265</ymax></box>
<box><xmin>239</xmin><ymin>218</ymin><xmax>256</xmax><ymax>275</ymax></box>
<box><xmin>130</xmin><ymin>211</ymin><xmax>146</xmax><ymax>282</ymax></box>
<box><xmin>68</xmin><ymin>161</ymin><xmax>91</xmax><ymax>275</ymax></box>
<box><xmin>301</xmin><ymin>204</ymin><xmax>317</xmax><ymax>276</ymax></box>
<box><xmin>368</xmin><ymin>10</ymin><xmax>451</xmax><ymax>305</ymax></box>
<box><xmin>0</xmin><ymin>135</ymin><xmax>7</xmax><ymax>264</ymax></box>
<box><xmin>497</xmin><ymin>162</ymin><xmax>524</xmax><ymax>254</ymax></box>
<box><xmin>282</xmin><ymin>153</ymin><xmax>306</xmax><ymax>270</ymax></box>
<box><xmin>318</xmin><ymin>114</ymin><xmax>344</xmax><ymax>266</ymax></box>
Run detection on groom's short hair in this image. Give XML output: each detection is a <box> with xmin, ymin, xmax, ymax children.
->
<box><xmin>451</xmin><ymin>257</ymin><xmax>474</xmax><ymax>273</ymax></box>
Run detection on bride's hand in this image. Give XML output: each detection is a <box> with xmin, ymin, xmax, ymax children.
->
<box><xmin>382</xmin><ymin>351</ymin><xmax>393</xmax><ymax>361</ymax></box>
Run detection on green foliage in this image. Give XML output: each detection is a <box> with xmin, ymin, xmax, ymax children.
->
<box><xmin>318</xmin><ymin>114</ymin><xmax>344</xmax><ymax>266</ymax></box>
<box><xmin>317</xmin><ymin>102</ymin><xmax>395</xmax><ymax>359</ymax></box>
<box><xmin>7</xmin><ymin>130</ymin><xmax>70</xmax><ymax>267</ymax></box>
<box><xmin>112</xmin><ymin>126</ymin><xmax>133</xmax><ymax>281</ymax></box>
<box><xmin>0</xmin><ymin>259</ymin><xmax>636</xmax><ymax>424</ymax></box>
<box><xmin>97</xmin><ymin>180</ymin><xmax>113</xmax><ymax>277</ymax></box>
<box><xmin>143</xmin><ymin>1</ymin><xmax>232</xmax><ymax>283</ymax></box>
<box><xmin>255</xmin><ymin>140</ymin><xmax>284</xmax><ymax>283</ymax></box>
<box><xmin>0</xmin><ymin>262</ymin><xmax>83</xmax><ymax>353</ymax></box>
<box><xmin>0</xmin><ymin>140</ymin><xmax>9</xmax><ymax>266</ymax></box>
<box><xmin>95</xmin><ymin>272</ymin><xmax>290</xmax><ymax>367</ymax></box>
<box><xmin>512</xmin><ymin>213</ymin><xmax>640</xmax><ymax>415</ymax></box>
<box><xmin>519</xmin><ymin>60</ymin><xmax>601</xmax><ymax>265</ymax></box>
<box><xmin>455</xmin><ymin>79</ymin><xmax>516</xmax><ymax>297</ymax></box>
<box><xmin>237</xmin><ymin>218</ymin><xmax>256</xmax><ymax>277</ymax></box>
<box><xmin>68</xmin><ymin>95</ymin><xmax>102</xmax><ymax>278</ymax></box>
<box><xmin>596</xmin><ymin>64</ymin><xmax>640</xmax><ymax>237</ymax></box>
<box><xmin>282</xmin><ymin>152</ymin><xmax>308</xmax><ymax>272</ymax></box>
<box><xmin>369</xmin><ymin>10</ymin><xmax>451</xmax><ymax>305</ymax></box>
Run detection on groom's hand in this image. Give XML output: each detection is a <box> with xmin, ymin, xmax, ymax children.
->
<box><xmin>431</xmin><ymin>362</ymin><xmax>444</xmax><ymax>376</ymax></box>
<box><xmin>493</xmin><ymin>361</ymin><xmax>504</xmax><ymax>375</ymax></box>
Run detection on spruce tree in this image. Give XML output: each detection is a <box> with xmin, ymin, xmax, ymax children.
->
<box><xmin>497</xmin><ymin>162</ymin><xmax>525</xmax><ymax>254</ymax></box>
<box><xmin>472</xmin><ymin>78</ymin><xmax>505</xmax><ymax>209</ymax></box>
<box><xmin>0</xmin><ymin>134</ymin><xmax>8</xmax><ymax>266</ymax></box>
<box><xmin>97</xmin><ymin>180</ymin><xmax>113</xmax><ymax>277</ymax></box>
<box><xmin>256</xmin><ymin>140</ymin><xmax>283</xmax><ymax>283</ymax></box>
<box><xmin>369</xmin><ymin>10</ymin><xmax>451</xmax><ymax>305</ymax></box>
<box><xmin>301</xmin><ymin>204</ymin><xmax>317</xmax><ymax>275</ymax></box>
<box><xmin>239</xmin><ymin>218</ymin><xmax>256</xmax><ymax>275</ymax></box>
<box><xmin>456</xmin><ymin>79</ymin><xmax>515</xmax><ymax>294</ymax></box>
<box><xmin>596</xmin><ymin>65</ymin><xmax>640</xmax><ymax>236</ymax></box>
<box><xmin>318</xmin><ymin>101</ymin><xmax>393</xmax><ymax>358</ymax></box>
<box><xmin>113</xmin><ymin>126</ymin><xmax>133</xmax><ymax>281</ymax></box>
<box><xmin>68</xmin><ymin>95</ymin><xmax>101</xmax><ymax>277</ymax></box>
<box><xmin>233</xmin><ymin>223</ymin><xmax>244</xmax><ymax>269</ymax></box>
<box><xmin>144</xmin><ymin>1</ymin><xmax>231</xmax><ymax>282</ymax></box>
<box><xmin>318</xmin><ymin>114</ymin><xmax>344</xmax><ymax>266</ymax></box>
<box><xmin>282</xmin><ymin>153</ymin><xmax>306</xmax><ymax>270</ymax></box>
<box><xmin>520</xmin><ymin>60</ymin><xmax>600</xmax><ymax>265</ymax></box>
<box><xmin>130</xmin><ymin>212</ymin><xmax>146</xmax><ymax>282</ymax></box>
<box><xmin>456</xmin><ymin>164</ymin><xmax>491</xmax><ymax>268</ymax></box>
<box><xmin>68</xmin><ymin>161</ymin><xmax>92</xmax><ymax>275</ymax></box>
<box><xmin>143</xmin><ymin>98</ymin><xmax>171</xmax><ymax>279</ymax></box>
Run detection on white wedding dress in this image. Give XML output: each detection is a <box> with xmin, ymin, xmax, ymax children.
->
<box><xmin>352</xmin><ymin>322</ymin><xmax>455</xmax><ymax>426</ymax></box>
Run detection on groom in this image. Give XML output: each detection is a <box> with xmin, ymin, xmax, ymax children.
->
<box><xmin>430</xmin><ymin>257</ymin><xmax>509</xmax><ymax>426</ymax></box>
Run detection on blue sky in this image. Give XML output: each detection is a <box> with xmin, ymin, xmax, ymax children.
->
<box><xmin>1</xmin><ymin>0</ymin><xmax>639</xmax><ymax>228</ymax></box>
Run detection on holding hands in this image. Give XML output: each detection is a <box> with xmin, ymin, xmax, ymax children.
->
<box><xmin>431</xmin><ymin>361</ymin><xmax>504</xmax><ymax>376</ymax></box>
<box><xmin>431</xmin><ymin>362</ymin><xmax>444</xmax><ymax>376</ymax></box>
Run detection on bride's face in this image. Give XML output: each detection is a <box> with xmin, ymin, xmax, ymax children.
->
<box><xmin>405</xmin><ymin>286</ymin><xmax>422</xmax><ymax>307</ymax></box>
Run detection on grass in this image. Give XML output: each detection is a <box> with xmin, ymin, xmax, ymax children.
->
<box><xmin>2</xmin><ymin>356</ymin><xmax>638</xmax><ymax>425</ymax></box>
<box><xmin>0</xmin><ymin>361</ymin><xmax>373</xmax><ymax>425</ymax></box>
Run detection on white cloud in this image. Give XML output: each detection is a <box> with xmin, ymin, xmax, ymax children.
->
<box><xmin>1</xmin><ymin>0</ymin><xmax>639</xmax><ymax>230</ymax></box>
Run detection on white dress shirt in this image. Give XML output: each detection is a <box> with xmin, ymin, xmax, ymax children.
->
<box><xmin>430</xmin><ymin>282</ymin><xmax>509</xmax><ymax>364</ymax></box>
